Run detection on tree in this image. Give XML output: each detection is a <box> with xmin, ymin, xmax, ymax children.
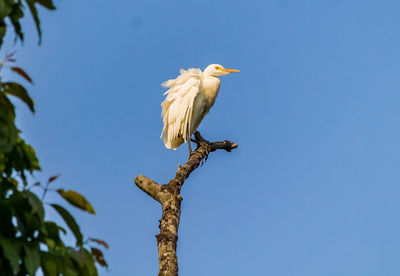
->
<box><xmin>134</xmin><ymin>132</ymin><xmax>237</xmax><ymax>276</ymax></box>
<box><xmin>0</xmin><ymin>1</ymin><xmax>107</xmax><ymax>275</ymax></box>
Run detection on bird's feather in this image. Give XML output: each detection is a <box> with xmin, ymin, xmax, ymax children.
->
<box><xmin>161</xmin><ymin>68</ymin><xmax>202</xmax><ymax>149</ymax></box>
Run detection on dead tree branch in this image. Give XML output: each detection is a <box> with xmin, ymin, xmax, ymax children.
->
<box><xmin>134</xmin><ymin>131</ymin><xmax>238</xmax><ymax>276</ymax></box>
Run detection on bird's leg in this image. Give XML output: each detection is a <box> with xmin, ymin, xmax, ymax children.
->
<box><xmin>190</xmin><ymin>137</ymin><xmax>207</xmax><ymax>163</ymax></box>
<box><xmin>190</xmin><ymin>138</ymin><xmax>200</xmax><ymax>146</ymax></box>
<box><xmin>187</xmin><ymin>139</ymin><xmax>193</xmax><ymax>158</ymax></box>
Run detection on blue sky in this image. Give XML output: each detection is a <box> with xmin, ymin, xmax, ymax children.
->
<box><xmin>6</xmin><ymin>0</ymin><xmax>400</xmax><ymax>275</ymax></box>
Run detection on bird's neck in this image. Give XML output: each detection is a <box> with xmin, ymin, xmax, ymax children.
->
<box><xmin>201</xmin><ymin>76</ymin><xmax>221</xmax><ymax>105</ymax></box>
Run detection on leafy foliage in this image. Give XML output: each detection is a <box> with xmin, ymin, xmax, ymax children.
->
<box><xmin>0</xmin><ymin>0</ymin><xmax>55</xmax><ymax>45</ymax></box>
<box><xmin>0</xmin><ymin>1</ymin><xmax>107</xmax><ymax>275</ymax></box>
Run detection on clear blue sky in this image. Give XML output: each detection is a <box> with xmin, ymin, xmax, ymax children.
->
<box><xmin>7</xmin><ymin>0</ymin><xmax>400</xmax><ymax>275</ymax></box>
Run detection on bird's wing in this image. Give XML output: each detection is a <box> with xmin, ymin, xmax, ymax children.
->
<box><xmin>161</xmin><ymin>68</ymin><xmax>202</xmax><ymax>149</ymax></box>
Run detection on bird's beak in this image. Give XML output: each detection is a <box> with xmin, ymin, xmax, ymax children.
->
<box><xmin>220</xmin><ymin>68</ymin><xmax>240</xmax><ymax>73</ymax></box>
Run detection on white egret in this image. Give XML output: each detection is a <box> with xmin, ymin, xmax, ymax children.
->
<box><xmin>161</xmin><ymin>64</ymin><xmax>239</xmax><ymax>155</ymax></box>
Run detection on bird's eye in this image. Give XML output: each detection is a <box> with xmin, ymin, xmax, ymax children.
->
<box><xmin>215</xmin><ymin>66</ymin><xmax>221</xmax><ymax>70</ymax></box>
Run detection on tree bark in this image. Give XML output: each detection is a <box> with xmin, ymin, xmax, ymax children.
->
<box><xmin>134</xmin><ymin>131</ymin><xmax>238</xmax><ymax>276</ymax></box>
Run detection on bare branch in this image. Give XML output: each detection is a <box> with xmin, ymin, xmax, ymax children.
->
<box><xmin>134</xmin><ymin>175</ymin><xmax>172</xmax><ymax>204</ymax></box>
<box><xmin>134</xmin><ymin>131</ymin><xmax>238</xmax><ymax>275</ymax></box>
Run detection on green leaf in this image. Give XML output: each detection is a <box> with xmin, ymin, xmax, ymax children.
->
<box><xmin>64</xmin><ymin>266</ymin><xmax>80</xmax><ymax>276</ymax></box>
<box><xmin>81</xmin><ymin>248</ymin><xmax>98</xmax><ymax>276</ymax></box>
<box><xmin>67</xmin><ymin>248</ymin><xmax>86</xmax><ymax>269</ymax></box>
<box><xmin>90</xmin><ymin>247</ymin><xmax>108</xmax><ymax>268</ymax></box>
<box><xmin>0</xmin><ymin>88</ymin><xmax>16</xmax><ymax>120</ymax></box>
<box><xmin>41</xmin><ymin>222</ymin><xmax>63</xmax><ymax>249</ymax></box>
<box><xmin>57</xmin><ymin>189</ymin><xmax>96</xmax><ymax>215</ymax></box>
<box><xmin>88</xmin><ymin>238</ymin><xmax>109</xmax><ymax>249</ymax></box>
<box><xmin>66</xmin><ymin>249</ymin><xmax>97</xmax><ymax>276</ymax></box>
<box><xmin>24</xmin><ymin>190</ymin><xmax>44</xmax><ymax>221</ymax></box>
<box><xmin>0</xmin><ymin>23</ymin><xmax>6</xmax><ymax>46</ymax></box>
<box><xmin>58</xmin><ymin>225</ymin><xmax>67</xmax><ymax>235</ymax></box>
<box><xmin>23</xmin><ymin>143</ymin><xmax>41</xmax><ymax>171</ymax></box>
<box><xmin>9</xmin><ymin>3</ymin><xmax>24</xmax><ymax>42</ymax></box>
<box><xmin>0</xmin><ymin>236</ymin><xmax>20</xmax><ymax>274</ymax></box>
<box><xmin>50</xmin><ymin>204</ymin><xmax>83</xmax><ymax>246</ymax></box>
<box><xmin>25</xmin><ymin>0</ymin><xmax>42</xmax><ymax>43</ymax></box>
<box><xmin>11</xmin><ymin>67</ymin><xmax>33</xmax><ymax>83</ymax></box>
<box><xmin>0</xmin><ymin>152</ymin><xmax>5</xmax><ymax>173</ymax></box>
<box><xmin>41</xmin><ymin>252</ymin><xmax>57</xmax><ymax>276</ymax></box>
<box><xmin>0</xmin><ymin>0</ymin><xmax>13</xmax><ymax>18</ymax></box>
<box><xmin>7</xmin><ymin>140</ymin><xmax>41</xmax><ymax>174</ymax></box>
<box><xmin>37</xmin><ymin>0</ymin><xmax>56</xmax><ymax>10</ymax></box>
<box><xmin>0</xmin><ymin>115</ymin><xmax>18</xmax><ymax>155</ymax></box>
<box><xmin>23</xmin><ymin>244</ymin><xmax>40</xmax><ymax>276</ymax></box>
<box><xmin>2</xmin><ymin>82</ymin><xmax>34</xmax><ymax>113</ymax></box>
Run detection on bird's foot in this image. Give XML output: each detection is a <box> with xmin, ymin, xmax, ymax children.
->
<box><xmin>192</xmin><ymin>131</ymin><xmax>211</xmax><ymax>165</ymax></box>
<box><xmin>205</xmin><ymin>146</ymin><xmax>210</xmax><ymax>161</ymax></box>
<box><xmin>200</xmin><ymin>147</ymin><xmax>210</xmax><ymax>166</ymax></box>
<box><xmin>193</xmin><ymin>131</ymin><xmax>207</xmax><ymax>144</ymax></box>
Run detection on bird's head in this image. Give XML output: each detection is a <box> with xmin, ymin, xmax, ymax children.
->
<box><xmin>203</xmin><ymin>64</ymin><xmax>240</xmax><ymax>77</ymax></box>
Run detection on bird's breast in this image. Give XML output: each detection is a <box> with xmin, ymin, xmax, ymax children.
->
<box><xmin>201</xmin><ymin>77</ymin><xmax>220</xmax><ymax>107</ymax></box>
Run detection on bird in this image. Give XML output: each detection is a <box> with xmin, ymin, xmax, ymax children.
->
<box><xmin>160</xmin><ymin>64</ymin><xmax>239</xmax><ymax>156</ymax></box>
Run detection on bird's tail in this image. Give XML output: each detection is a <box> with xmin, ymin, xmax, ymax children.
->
<box><xmin>161</xmin><ymin>129</ymin><xmax>184</xmax><ymax>149</ymax></box>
